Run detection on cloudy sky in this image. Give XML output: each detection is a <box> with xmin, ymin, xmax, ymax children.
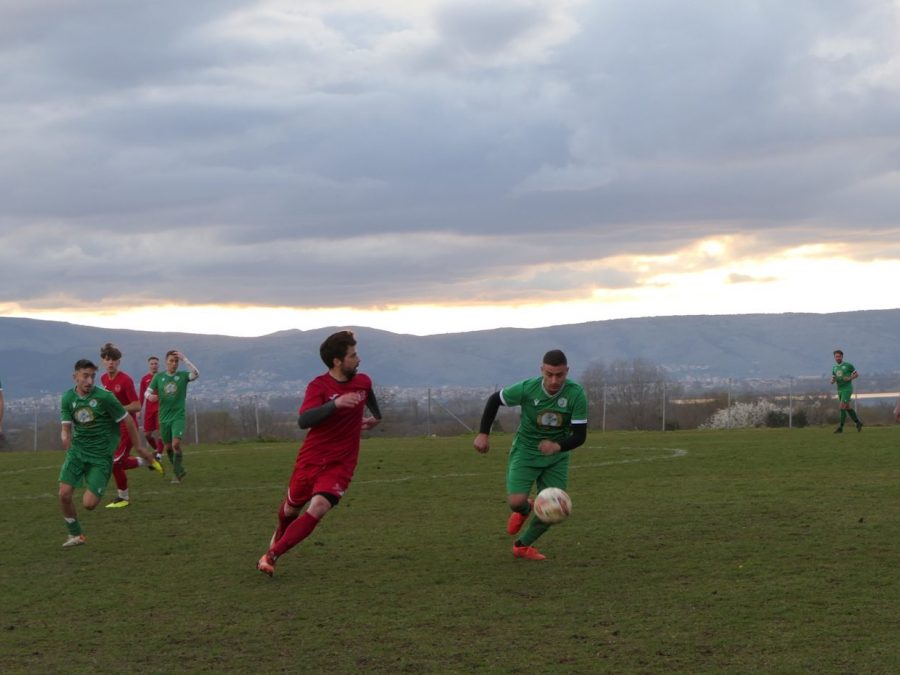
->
<box><xmin>3</xmin><ymin>0</ymin><xmax>900</xmax><ymax>336</ymax></box>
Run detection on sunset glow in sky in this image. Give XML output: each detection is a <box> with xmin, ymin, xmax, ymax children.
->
<box><xmin>3</xmin><ymin>1</ymin><xmax>900</xmax><ymax>336</ymax></box>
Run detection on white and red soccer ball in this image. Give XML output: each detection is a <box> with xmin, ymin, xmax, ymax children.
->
<box><xmin>533</xmin><ymin>487</ymin><xmax>572</xmax><ymax>524</ymax></box>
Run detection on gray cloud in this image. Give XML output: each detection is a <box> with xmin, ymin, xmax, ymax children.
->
<box><xmin>3</xmin><ymin>0</ymin><xmax>900</xmax><ymax>314</ymax></box>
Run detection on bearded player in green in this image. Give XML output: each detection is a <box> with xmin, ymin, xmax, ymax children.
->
<box><xmin>59</xmin><ymin>359</ymin><xmax>162</xmax><ymax>547</ymax></box>
<box><xmin>473</xmin><ymin>349</ymin><xmax>588</xmax><ymax>561</ymax></box>
<box><xmin>831</xmin><ymin>349</ymin><xmax>863</xmax><ymax>433</ymax></box>
<box><xmin>146</xmin><ymin>350</ymin><xmax>199</xmax><ymax>483</ymax></box>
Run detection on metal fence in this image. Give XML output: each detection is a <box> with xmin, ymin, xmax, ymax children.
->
<box><xmin>2</xmin><ymin>381</ymin><xmax>898</xmax><ymax>452</ymax></box>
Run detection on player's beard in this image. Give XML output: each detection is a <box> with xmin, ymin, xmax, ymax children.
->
<box><xmin>340</xmin><ymin>364</ymin><xmax>358</xmax><ymax>380</ymax></box>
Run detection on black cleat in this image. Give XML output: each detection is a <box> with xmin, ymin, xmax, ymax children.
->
<box><xmin>856</xmin><ymin>421</ymin><xmax>863</xmax><ymax>432</ymax></box>
<box><xmin>833</xmin><ymin>427</ymin><xmax>843</xmax><ymax>434</ymax></box>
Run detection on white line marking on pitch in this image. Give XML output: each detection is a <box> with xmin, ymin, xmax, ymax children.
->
<box><xmin>0</xmin><ymin>447</ymin><xmax>687</xmax><ymax>500</ymax></box>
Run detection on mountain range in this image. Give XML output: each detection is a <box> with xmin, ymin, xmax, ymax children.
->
<box><xmin>2</xmin><ymin>310</ymin><xmax>899</xmax><ymax>399</ymax></box>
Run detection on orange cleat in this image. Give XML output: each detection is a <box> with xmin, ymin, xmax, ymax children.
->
<box><xmin>512</xmin><ymin>543</ymin><xmax>546</xmax><ymax>561</ymax></box>
<box><xmin>256</xmin><ymin>553</ymin><xmax>276</xmax><ymax>577</ymax></box>
<box><xmin>506</xmin><ymin>499</ymin><xmax>533</xmax><ymax>535</ymax></box>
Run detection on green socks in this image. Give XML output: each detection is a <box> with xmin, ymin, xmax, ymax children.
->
<box><xmin>518</xmin><ymin>519</ymin><xmax>551</xmax><ymax>547</ymax></box>
<box><xmin>173</xmin><ymin>452</ymin><xmax>185</xmax><ymax>478</ymax></box>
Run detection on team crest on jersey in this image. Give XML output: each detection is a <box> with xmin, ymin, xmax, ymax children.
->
<box><xmin>559</xmin><ymin>398</ymin><xmax>568</xmax><ymax>408</ymax></box>
<box><xmin>75</xmin><ymin>407</ymin><xmax>95</xmax><ymax>424</ymax></box>
<box><xmin>164</xmin><ymin>381</ymin><xmax>179</xmax><ymax>395</ymax></box>
<box><xmin>537</xmin><ymin>411</ymin><xmax>562</xmax><ymax>428</ymax></box>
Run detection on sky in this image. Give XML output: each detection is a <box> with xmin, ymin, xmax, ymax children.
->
<box><xmin>3</xmin><ymin>0</ymin><xmax>900</xmax><ymax>337</ymax></box>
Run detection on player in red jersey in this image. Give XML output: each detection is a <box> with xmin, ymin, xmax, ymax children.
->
<box><xmin>139</xmin><ymin>355</ymin><xmax>163</xmax><ymax>460</ymax></box>
<box><xmin>100</xmin><ymin>343</ymin><xmax>165</xmax><ymax>508</ymax></box>
<box><xmin>257</xmin><ymin>330</ymin><xmax>382</xmax><ymax>577</ymax></box>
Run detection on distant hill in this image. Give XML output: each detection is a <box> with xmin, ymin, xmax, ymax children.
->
<box><xmin>2</xmin><ymin>310</ymin><xmax>900</xmax><ymax>399</ymax></box>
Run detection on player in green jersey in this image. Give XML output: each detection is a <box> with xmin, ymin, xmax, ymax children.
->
<box><xmin>58</xmin><ymin>359</ymin><xmax>151</xmax><ymax>547</ymax></box>
<box><xmin>146</xmin><ymin>350</ymin><xmax>199</xmax><ymax>483</ymax></box>
<box><xmin>831</xmin><ymin>349</ymin><xmax>863</xmax><ymax>433</ymax></box>
<box><xmin>473</xmin><ymin>349</ymin><xmax>588</xmax><ymax>561</ymax></box>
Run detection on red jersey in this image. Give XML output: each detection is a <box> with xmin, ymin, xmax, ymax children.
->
<box><xmin>139</xmin><ymin>372</ymin><xmax>159</xmax><ymax>414</ymax></box>
<box><xmin>296</xmin><ymin>372</ymin><xmax>373</xmax><ymax>467</ymax></box>
<box><xmin>101</xmin><ymin>370</ymin><xmax>139</xmax><ymax>419</ymax></box>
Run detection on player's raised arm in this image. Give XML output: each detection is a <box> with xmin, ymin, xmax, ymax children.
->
<box><xmin>177</xmin><ymin>352</ymin><xmax>200</xmax><ymax>381</ymax></box>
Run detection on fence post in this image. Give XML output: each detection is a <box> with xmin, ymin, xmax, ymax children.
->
<box><xmin>602</xmin><ymin>384</ymin><xmax>607</xmax><ymax>432</ymax></box>
<box><xmin>727</xmin><ymin>378</ymin><xmax>732</xmax><ymax>429</ymax></box>
<box><xmin>33</xmin><ymin>404</ymin><xmax>38</xmax><ymax>452</ymax></box>
<box><xmin>661</xmin><ymin>382</ymin><xmax>667</xmax><ymax>432</ymax></box>
<box><xmin>788</xmin><ymin>377</ymin><xmax>793</xmax><ymax>429</ymax></box>
<box><xmin>194</xmin><ymin>406</ymin><xmax>199</xmax><ymax>445</ymax></box>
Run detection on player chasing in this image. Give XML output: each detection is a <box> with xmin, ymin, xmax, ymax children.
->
<box><xmin>58</xmin><ymin>359</ymin><xmax>158</xmax><ymax>547</ymax></box>
<box><xmin>831</xmin><ymin>349</ymin><xmax>863</xmax><ymax>433</ymax></box>
<box><xmin>146</xmin><ymin>350</ymin><xmax>199</xmax><ymax>483</ymax></box>
<box><xmin>473</xmin><ymin>349</ymin><xmax>588</xmax><ymax>561</ymax></box>
<box><xmin>100</xmin><ymin>343</ymin><xmax>166</xmax><ymax>508</ymax></box>
<box><xmin>257</xmin><ymin>330</ymin><xmax>382</xmax><ymax>577</ymax></box>
<box><xmin>139</xmin><ymin>355</ymin><xmax>164</xmax><ymax>461</ymax></box>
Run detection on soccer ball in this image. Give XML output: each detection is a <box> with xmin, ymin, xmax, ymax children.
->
<box><xmin>533</xmin><ymin>487</ymin><xmax>572</xmax><ymax>524</ymax></box>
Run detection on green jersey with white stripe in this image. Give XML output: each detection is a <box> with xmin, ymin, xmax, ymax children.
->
<box><xmin>500</xmin><ymin>376</ymin><xmax>588</xmax><ymax>459</ymax></box>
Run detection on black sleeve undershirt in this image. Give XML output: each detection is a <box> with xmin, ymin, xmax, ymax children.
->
<box><xmin>297</xmin><ymin>388</ymin><xmax>383</xmax><ymax>430</ymax></box>
<box><xmin>557</xmin><ymin>423</ymin><xmax>587</xmax><ymax>452</ymax></box>
<box><xmin>478</xmin><ymin>391</ymin><xmax>503</xmax><ymax>434</ymax></box>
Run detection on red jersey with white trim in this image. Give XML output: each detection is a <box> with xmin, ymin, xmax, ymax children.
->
<box><xmin>101</xmin><ymin>371</ymin><xmax>139</xmax><ymax>422</ymax></box>
<box><xmin>296</xmin><ymin>372</ymin><xmax>373</xmax><ymax>468</ymax></box>
<box><xmin>139</xmin><ymin>372</ymin><xmax>159</xmax><ymax>414</ymax></box>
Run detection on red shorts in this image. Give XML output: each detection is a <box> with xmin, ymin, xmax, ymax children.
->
<box><xmin>286</xmin><ymin>460</ymin><xmax>355</xmax><ymax>508</ymax></box>
<box><xmin>113</xmin><ymin>420</ymin><xmax>134</xmax><ymax>463</ymax></box>
<box><xmin>143</xmin><ymin>407</ymin><xmax>159</xmax><ymax>433</ymax></box>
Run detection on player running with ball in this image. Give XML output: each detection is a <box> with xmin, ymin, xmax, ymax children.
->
<box><xmin>473</xmin><ymin>349</ymin><xmax>588</xmax><ymax>561</ymax></box>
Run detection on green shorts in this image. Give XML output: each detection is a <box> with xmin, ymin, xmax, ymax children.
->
<box><xmin>837</xmin><ymin>388</ymin><xmax>853</xmax><ymax>405</ymax></box>
<box><xmin>58</xmin><ymin>449</ymin><xmax>112</xmax><ymax>498</ymax></box>
<box><xmin>506</xmin><ymin>449</ymin><xmax>569</xmax><ymax>495</ymax></box>
<box><xmin>160</xmin><ymin>417</ymin><xmax>186</xmax><ymax>444</ymax></box>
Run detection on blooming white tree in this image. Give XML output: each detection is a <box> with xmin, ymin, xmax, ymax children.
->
<box><xmin>700</xmin><ymin>399</ymin><xmax>782</xmax><ymax>430</ymax></box>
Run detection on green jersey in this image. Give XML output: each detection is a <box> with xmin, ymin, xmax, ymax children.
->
<box><xmin>149</xmin><ymin>370</ymin><xmax>193</xmax><ymax>423</ymax></box>
<box><xmin>501</xmin><ymin>376</ymin><xmax>588</xmax><ymax>460</ymax></box>
<box><xmin>832</xmin><ymin>362</ymin><xmax>856</xmax><ymax>390</ymax></box>
<box><xmin>60</xmin><ymin>386</ymin><xmax>128</xmax><ymax>460</ymax></box>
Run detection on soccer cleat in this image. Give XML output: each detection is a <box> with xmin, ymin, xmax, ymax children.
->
<box><xmin>105</xmin><ymin>498</ymin><xmax>130</xmax><ymax>509</ymax></box>
<box><xmin>512</xmin><ymin>543</ymin><xmax>546</xmax><ymax>561</ymax></box>
<box><xmin>257</xmin><ymin>553</ymin><xmax>276</xmax><ymax>577</ymax></box>
<box><xmin>154</xmin><ymin>452</ymin><xmax>162</xmax><ymax>462</ymax></box>
<box><xmin>856</xmin><ymin>421</ymin><xmax>864</xmax><ymax>432</ymax></box>
<box><xmin>149</xmin><ymin>459</ymin><xmax>165</xmax><ymax>476</ymax></box>
<box><xmin>62</xmin><ymin>534</ymin><xmax>86</xmax><ymax>548</ymax></box>
<box><xmin>833</xmin><ymin>427</ymin><xmax>843</xmax><ymax>434</ymax></box>
<box><xmin>506</xmin><ymin>499</ymin><xmax>534</xmax><ymax>535</ymax></box>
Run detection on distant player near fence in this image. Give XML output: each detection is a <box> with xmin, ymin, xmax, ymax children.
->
<box><xmin>831</xmin><ymin>349</ymin><xmax>863</xmax><ymax>434</ymax></box>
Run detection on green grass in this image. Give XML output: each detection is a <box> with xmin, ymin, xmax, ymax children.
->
<box><xmin>1</xmin><ymin>428</ymin><xmax>898</xmax><ymax>673</ymax></box>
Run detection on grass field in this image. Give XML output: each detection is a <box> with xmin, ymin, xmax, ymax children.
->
<box><xmin>1</xmin><ymin>428</ymin><xmax>898</xmax><ymax>673</ymax></box>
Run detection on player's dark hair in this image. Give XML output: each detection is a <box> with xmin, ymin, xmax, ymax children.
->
<box><xmin>166</xmin><ymin>350</ymin><xmax>178</xmax><ymax>359</ymax></box>
<box><xmin>833</xmin><ymin>349</ymin><xmax>843</xmax><ymax>356</ymax></box>
<box><xmin>74</xmin><ymin>359</ymin><xmax>98</xmax><ymax>371</ymax></box>
<box><xmin>100</xmin><ymin>343</ymin><xmax>122</xmax><ymax>360</ymax></box>
<box><xmin>542</xmin><ymin>349</ymin><xmax>568</xmax><ymax>367</ymax></box>
<box><xmin>148</xmin><ymin>355</ymin><xmax>159</xmax><ymax>362</ymax></box>
<box><xmin>320</xmin><ymin>330</ymin><xmax>356</xmax><ymax>368</ymax></box>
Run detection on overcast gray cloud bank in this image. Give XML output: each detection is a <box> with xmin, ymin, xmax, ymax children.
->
<box><xmin>3</xmin><ymin>0</ymin><xmax>900</xmax><ymax>310</ymax></box>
